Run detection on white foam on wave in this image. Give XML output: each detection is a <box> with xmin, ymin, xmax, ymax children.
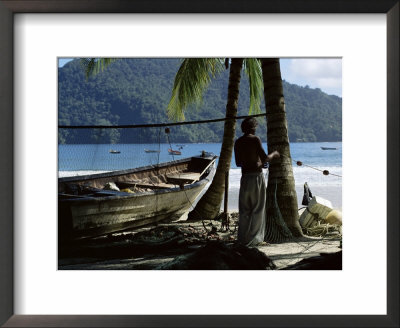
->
<box><xmin>58</xmin><ymin>170</ymin><xmax>111</xmax><ymax>178</ymax></box>
<box><xmin>229</xmin><ymin>166</ymin><xmax>342</xmax><ymax>189</ymax></box>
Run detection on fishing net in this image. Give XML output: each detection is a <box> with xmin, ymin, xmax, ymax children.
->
<box><xmin>264</xmin><ymin>179</ymin><xmax>293</xmax><ymax>243</ymax></box>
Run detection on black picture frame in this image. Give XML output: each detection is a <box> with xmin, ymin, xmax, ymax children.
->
<box><xmin>0</xmin><ymin>1</ymin><xmax>398</xmax><ymax>327</ymax></box>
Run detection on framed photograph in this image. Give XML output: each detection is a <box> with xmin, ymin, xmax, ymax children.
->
<box><xmin>1</xmin><ymin>1</ymin><xmax>398</xmax><ymax>327</ymax></box>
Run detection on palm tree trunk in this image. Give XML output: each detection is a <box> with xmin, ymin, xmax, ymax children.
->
<box><xmin>188</xmin><ymin>58</ymin><xmax>244</xmax><ymax>220</ymax></box>
<box><xmin>261</xmin><ymin>58</ymin><xmax>303</xmax><ymax>237</ymax></box>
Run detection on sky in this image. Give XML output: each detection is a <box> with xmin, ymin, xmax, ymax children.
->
<box><xmin>58</xmin><ymin>58</ymin><xmax>342</xmax><ymax>97</ymax></box>
<box><xmin>280</xmin><ymin>58</ymin><xmax>342</xmax><ymax>97</ymax></box>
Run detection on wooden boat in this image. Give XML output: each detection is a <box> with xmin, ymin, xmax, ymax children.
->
<box><xmin>144</xmin><ymin>149</ymin><xmax>160</xmax><ymax>153</ymax></box>
<box><xmin>321</xmin><ymin>147</ymin><xmax>337</xmax><ymax>150</ymax></box>
<box><xmin>58</xmin><ymin>155</ymin><xmax>217</xmax><ymax>240</ymax></box>
<box><xmin>168</xmin><ymin>148</ymin><xmax>181</xmax><ymax>155</ymax></box>
<box><xmin>109</xmin><ymin>149</ymin><xmax>121</xmax><ymax>154</ymax></box>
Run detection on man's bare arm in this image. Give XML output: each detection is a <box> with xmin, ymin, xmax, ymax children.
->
<box><xmin>266</xmin><ymin>150</ymin><xmax>280</xmax><ymax>163</ymax></box>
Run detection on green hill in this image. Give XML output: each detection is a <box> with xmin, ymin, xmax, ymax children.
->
<box><xmin>58</xmin><ymin>58</ymin><xmax>342</xmax><ymax>144</ymax></box>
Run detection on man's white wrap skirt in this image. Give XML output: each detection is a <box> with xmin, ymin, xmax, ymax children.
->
<box><xmin>237</xmin><ymin>172</ymin><xmax>266</xmax><ymax>247</ymax></box>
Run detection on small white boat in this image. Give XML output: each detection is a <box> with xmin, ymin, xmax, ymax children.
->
<box><xmin>109</xmin><ymin>149</ymin><xmax>121</xmax><ymax>154</ymax></box>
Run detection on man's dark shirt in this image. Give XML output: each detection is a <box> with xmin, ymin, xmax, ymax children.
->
<box><xmin>234</xmin><ymin>134</ymin><xmax>268</xmax><ymax>173</ymax></box>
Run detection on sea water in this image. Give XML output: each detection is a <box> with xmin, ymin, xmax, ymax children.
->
<box><xmin>58</xmin><ymin>142</ymin><xmax>342</xmax><ymax>209</ymax></box>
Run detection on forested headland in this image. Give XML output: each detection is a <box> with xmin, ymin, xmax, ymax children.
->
<box><xmin>58</xmin><ymin>58</ymin><xmax>342</xmax><ymax>144</ymax></box>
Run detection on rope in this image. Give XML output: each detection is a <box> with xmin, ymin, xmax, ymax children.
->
<box><xmin>294</xmin><ymin>160</ymin><xmax>342</xmax><ymax>178</ymax></box>
<box><xmin>58</xmin><ymin>113</ymin><xmax>267</xmax><ymax>129</ymax></box>
<box><xmin>280</xmin><ymin>154</ymin><xmax>342</xmax><ymax>178</ymax></box>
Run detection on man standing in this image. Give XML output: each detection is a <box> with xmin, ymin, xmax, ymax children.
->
<box><xmin>234</xmin><ymin>117</ymin><xmax>280</xmax><ymax>246</ymax></box>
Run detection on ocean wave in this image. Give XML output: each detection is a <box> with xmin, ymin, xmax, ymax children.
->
<box><xmin>229</xmin><ymin>166</ymin><xmax>342</xmax><ymax>189</ymax></box>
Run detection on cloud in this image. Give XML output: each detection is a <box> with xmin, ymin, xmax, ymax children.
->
<box><xmin>58</xmin><ymin>58</ymin><xmax>74</xmax><ymax>67</ymax></box>
<box><xmin>281</xmin><ymin>58</ymin><xmax>342</xmax><ymax>96</ymax></box>
<box><xmin>289</xmin><ymin>58</ymin><xmax>341</xmax><ymax>78</ymax></box>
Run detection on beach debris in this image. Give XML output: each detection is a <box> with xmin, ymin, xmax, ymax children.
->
<box><xmin>324</xmin><ymin>209</ymin><xmax>342</xmax><ymax>225</ymax></box>
<box><xmin>281</xmin><ymin>251</ymin><xmax>342</xmax><ymax>270</ymax></box>
<box><xmin>120</xmin><ymin>188</ymin><xmax>134</xmax><ymax>193</ymax></box>
<box><xmin>219</xmin><ymin>212</ymin><xmax>231</xmax><ymax>231</ymax></box>
<box><xmin>111</xmin><ymin>221</ymin><xmax>237</xmax><ymax>248</ymax></box>
<box><xmin>304</xmin><ymin>222</ymin><xmax>341</xmax><ymax>237</ymax></box>
<box><xmin>301</xmin><ymin>182</ymin><xmax>313</xmax><ymax>206</ymax></box>
<box><xmin>208</xmin><ymin>226</ymin><xmax>218</xmax><ymax>236</ymax></box>
<box><xmin>157</xmin><ymin>240</ymin><xmax>276</xmax><ymax>270</ymax></box>
<box><xmin>299</xmin><ymin>196</ymin><xmax>333</xmax><ymax>228</ymax></box>
<box><xmin>103</xmin><ymin>182</ymin><xmax>120</xmax><ymax>191</ymax></box>
<box><xmin>299</xmin><ymin>196</ymin><xmax>342</xmax><ymax>238</ymax></box>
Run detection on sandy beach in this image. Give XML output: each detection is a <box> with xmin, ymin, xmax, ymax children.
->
<box><xmin>59</xmin><ymin>212</ymin><xmax>342</xmax><ymax>270</ymax></box>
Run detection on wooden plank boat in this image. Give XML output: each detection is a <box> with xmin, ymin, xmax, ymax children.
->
<box><xmin>59</xmin><ymin>155</ymin><xmax>217</xmax><ymax>240</ymax></box>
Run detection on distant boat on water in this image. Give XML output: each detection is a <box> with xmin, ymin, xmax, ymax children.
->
<box><xmin>144</xmin><ymin>149</ymin><xmax>160</xmax><ymax>153</ymax></box>
<box><xmin>321</xmin><ymin>147</ymin><xmax>337</xmax><ymax>150</ymax></box>
<box><xmin>168</xmin><ymin>149</ymin><xmax>182</xmax><ymax>155</ymax></box>
<box><xmin>109</xmin><ymin>149</ymin><xmax>121</xmax><ymax>154</ymax></box>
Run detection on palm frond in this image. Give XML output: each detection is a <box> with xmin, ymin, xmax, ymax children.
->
<box><xmin>167</xmin><ymin>58</ymin><xmax>225</xmax><ymax>121</ymax></box>
<box><xmin>243</xmin><ymin>58</ymin><xmax>263</xmax><ymax>114</ymax></box>
<box><xmin>80</xmin><ymin>58</ymin><xmax>118</xmax><ymax>80</ymax></box>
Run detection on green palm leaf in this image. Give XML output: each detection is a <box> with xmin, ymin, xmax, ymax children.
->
<box><xmin>168</xmin><ymin>58</ymin><xmax>264</xmax><ymax>121</ymax></box>
<box><xmin>80</xmin><ymin>58</ymin><xmax>118</xmax><ymax>80</ymax></box>
<box><xmin>167</xmin><ymin>58</ymin><xmax>225</xmax><ymax>121</ymax></box>
<box><xmin>243</xmin><ymin>58</ymin><xmax>263</xmax><ymax>115</ymax></box>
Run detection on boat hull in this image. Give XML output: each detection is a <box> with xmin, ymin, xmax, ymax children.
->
<box><xmin>59</xmin><ymin>156</ymin><xmax>216</xmax><ymax>240</ymax></box>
